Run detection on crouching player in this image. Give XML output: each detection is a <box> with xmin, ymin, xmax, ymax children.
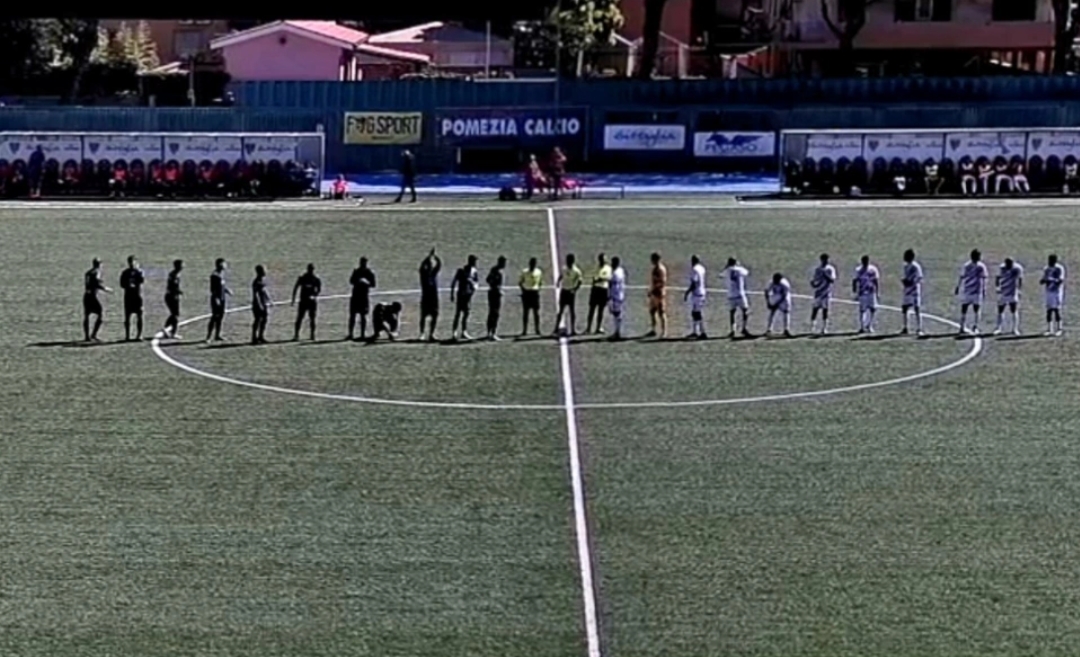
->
<box><xmin>765</xmin><ymin>273</ymin><xmax>793</xmax><ymax>337</ymax></box>
<box><xmin>370</xmin><ymin>301</ymin><xmax>403</xmax><ymax>342</ymax></box>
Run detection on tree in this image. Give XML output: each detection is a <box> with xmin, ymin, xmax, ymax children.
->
<box><xmin>515</xmin><ymin>0</ymin><xmax>624</xmax><ymax>77</ymax></box>
<box><xmin>818</xmin><ymin>0</ymin><xmax>887</xmax><ymax>74</ymax></box>
<box><xmin>636</xmin><ymin>0</ymin><xmax>667</xmax><ymax>79</ymax></box>
<box><xmin>0</xmin><ymin>20</ymin><xmax>53</xmax><ymax>87</ymax></box>
<box><xmin>1052</xmin><ymin>0</ymin><xmax>1079</xmax><ymax>74</ymax></box>
<box><xmin>48</xmin><ymin>19</ymin><xmax>100</xmax><ymax>101</ymax></box>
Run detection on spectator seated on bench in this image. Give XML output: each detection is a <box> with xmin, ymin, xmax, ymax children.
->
<box><xmin>958</xmin><ymin>157</ymin><xmax>976</xmax><ymax>196</ymax></box>
<box><xmin>1010</xmin><ymin>157</ymin><xmax>1030</xmax><ymax>194</ymax></box>
<box><xmin>993</xmin><ymin>156</ymin><xmax>1012</xmax><ymax>194</ymax></box>
<box><xmin>924</xmin><ymin>158</ymin><xmax>943</xmax><ymax>195</ymax></box>
<box><xmin>58</xmin><ymin>160</ymin><xmax>80</xmax><ymax>194</ymax></box>
<box><xmin>1064</xmin><ymin>157</ymin><xmax>1080</xmax><ymax>194</ymax></box>
<box><xmin>108</xmin><ymin>163</ymin><xmax>128</xmax><ymax>197</ymax></box>
<box><xmin>330</xmin><ymin>174</ymin><xmax>349</xmax><ymax>200</ymax></box>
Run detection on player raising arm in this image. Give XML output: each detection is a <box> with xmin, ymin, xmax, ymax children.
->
<box><xmin>418</xmin><ymin>249</ymin><xmax>441</xmax><ymax>342</ymax></box>
<box><xmin>291</xmin><ymin>263</ymin><xmax>321</xmax><ymax>341</ymax></box>
<box><xmin>683</xmin><ymin>255</ymin><xmax>707</xmax><ymax>340</ymax></box>
<box><xmin>82</xmin><ymin>258</ymin><xmax>112</xmax><ymax>342</ymax></box>
<box><xmin>955</xmin><ymin>249</ymin><xmax>988</xmax><ymax>334</ymax></box>
<box><xmin>901</xmin><ymin>249</ymin><xmax>925</xmax><ymax>336</ymax></box>
<box><xmin>765</xmin><ymin>273</ymin><xmax>793</xmax><ymax>337</ymax></box>
<box><xmin>722</xmin><ymin>257</ymin><xmax>751</xmax><ymax>338</ymax></box>
<box><xmin>852</xmin><ymin>255</ymin><xmax>880</xmax><ymax>334</ymax></box>
<box><xmin>993</xmin><ymin>257</ymin><xmax>1023</xmax><ymax>335</ymax></box>
<box><xmin>251</xmin><ymin>265</ymin><xmax>271</xmax><ymax>345</ymax></box>
<box><xmin>809</xmin><ymin>253</ymin><xmax>836</xmax><ymax>335</ymax></box>
<box><xmin>1040</xmin><ymin>253</ymin><xmax>1066</xmax><ymax>336</ymax></box>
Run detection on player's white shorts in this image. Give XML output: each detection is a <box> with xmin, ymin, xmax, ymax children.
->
<box><xmin>998</xmin><ymin>293</ymin><xmax>1019</xmax><ymax>306</ymax></box>
<box><xmin>959</xmin><ymin>293</ymin><xmax>984</xmax><ymax>306</ymax></box>
<box><xmin>609</xmin><ymin>298</ymin><xmax>625</xmax><ymax>314</ymax></box>
<box><xmin>858</xmin><ymin>294</ymin><xmax>878</xmax><ymax>312</ymax></box>
<box><xmin>727</xmin><ymin>295</ymin><xmax>748</xmax><ymax>310</ymax></box>
<box><xmin>690</xmin><ymin>295</ymin><xmax>706</xmax><ymax>313</ymax></box>
<box><xmin>902</xmin><ymin>292</ymin><xmax>921</xmax><ymax>308</ymax></box>
<box><xmin>812</xmin><ymin>295</ymin><xmax>831</xmax><ymax>310</ymax></box>
<box><xmin>1046</xmin><ymin>292</ymin><xmax>1064</xmax><ymax>310</ymax></box>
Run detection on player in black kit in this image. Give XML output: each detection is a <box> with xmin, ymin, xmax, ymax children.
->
<box><xmin>348</xmin><ymin>257</ymin><xmax>376</xmax><ymax>341</ymax></box>
<box><xmin>162</xmin><ymin>259</ymin><xmax>183</xmax><ymax>339</ymax></box>
<box><xmin>370</xmin><ymin>301</ymin><xmax>402</xmax><ymax>341</ymax></box>
<box><xmin>486</xmin><ymin>256</ymin><xmax>507</xmax><ymax>341</ymax></box>
<box><xmin>450</xmin><ymin>254</ymin><xmax>480</xmax><ymax>340</ymax></box>
<box><xmin>119</xmin><ymin>255</ymin><xmax>146</xmax><ymax>341</ymax></box>
<box><xmin>205</xmin><ymin>258</ymin><xmax>231</xmax><ymax>343</ymax></box>
<box><xmin>251</xmin><ymin>265</ymin><xmax>271</xmax><ymax>344</ymax></box>
<box><xmin>291</xmin><ymin>263</ymin><xmax>322</xmax><ymax>341</ymax></box>
<box><xmin>82</xmin><ymin>258</ymin><xmax>111</xmax><ymax>341</ymax></box>
<box><xmin>418</xmin><ymin>249</ymin><xmax>441</xmax><ymax>341</ymax></box>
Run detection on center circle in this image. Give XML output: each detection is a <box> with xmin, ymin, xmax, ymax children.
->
<box><xmin>150</xmin><ymin>288</ymin><xmax>983</xmax><ymax>411</ymax></box>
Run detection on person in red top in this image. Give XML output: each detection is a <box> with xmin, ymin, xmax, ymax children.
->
<box><xmin>330</xmin><ymin>174</ymin><xmax>349</xmax><ymax>200</ymax></box>
<box><xmin>162</xmin><ymin>164</ymin><xmax>179</xmax><ymax>197</ymax></box>
<box><xmin>548</xmin><ymin>146</ymin><xmax>567</xmax><ymax>200</ymax></box>
<box><xmin>523</xmin><ymin>154</ymin><xmax>547</xmax><ymax>200</ymax></box>
<box><xmin>60</xmin><ymin>162</ymin><xmax>79</xmax><ymax>194</ymax></box>
<box><xmin>109</xmin><ymin>164</ymin><xmax>127</xmax><ymax>197</ymax></box>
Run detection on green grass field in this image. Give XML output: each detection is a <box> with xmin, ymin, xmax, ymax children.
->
<box><xmin>4</xmin><ymin>198</ymin><xmax>1080</xmax><ymax>657</ymax></box>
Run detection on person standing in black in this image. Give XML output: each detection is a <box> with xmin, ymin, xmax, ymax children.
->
<box><xmin>347</xmin><ymin>257</ymin><xmax>376</xmax><ymax>341</ymax></box>
<box><xmin>251</xmin><ymin>265</ymin><xmax>271</xmax><ymax>344</ymax></box>
<box><xmin>205</xmin><ymin>258</ymin><xmax>231</xmax><ymax>343</ymax></box>
<box><xmin>119</xmin><ymin>255</ymin><xmax>146</xmax><ymax>341</ymax></box>
<box><xmin>486</xmin><ymin>256</ymin><xmax>507</xmax><ymax>341</ymax></box>
<box><xmin>82</xmin><ymin>258</ymin><xmax>111</xmax><ymax>342</ymax></box>
<box><xmin>291</xmin><ymin>263</ymin><xmax>322</xmax><ymax>341</ymax></box>
<box><xmin>450</xmin><ymin>255</ymin><xmax>480</xmax><ymax>341</ymax></box>
<box><xmin>394</xmin><ymin>149</ymin><xmax>417</xmax><ymax>203</ymax></box>
<box><xmin>162</xmin><ymin>259</ymin><xmax>183</xmax><ymax>339</ymax></box>
<box><xmin>418</xmin><ymin>249</ymin><xmax>441</xmax><ymax>341</ymax></box>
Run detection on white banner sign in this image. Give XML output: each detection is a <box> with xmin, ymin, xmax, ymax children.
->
<box><xmin>164</xmin><ymin>135</ymin><xmax>243</xmax><ymax>162</ymax></box>
<box><xmin>85</xmin><ymin>134</ymin><xmax>164</xmax><ymax>162</ymax></box>
<box><xmin>1025</xmin><ymin>131</ymin><xmax>1080</xmax><ymax>160</ymax></box>
<box><xmin>242</xmin><ymin>135</ymin><xmax>301</xmax><ymax>161</ymax></box>
<box><xmin>806</xmin><ymin>133</ymin><xmax>863</xmax><ymax>161</ymax></box>
<box><xmin>0</xmin><ymin>134</ymin><xmax>82</xmax><ymax>161</ymax></box>
<box><xmin>945</xmin><ymin>132</ymin><xmax>1027</xmax><ymax>161</ymax></box>
<box><xmin>603</xmin><ymin>125</ymin><xmax>686</xmax><ymax>151</ymax></box>
<box><xmin>693</xmin><ymin>132</ymin><xmax>775</xmax><ymax>157</ymax></box>
<box><xmin>863</xmin><ymin>132</ymin><xmax>944</xmax><ymax>162</ymax></box>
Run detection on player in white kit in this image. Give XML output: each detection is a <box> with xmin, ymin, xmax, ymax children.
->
<box><xmin>765</xmin><ymin>273</ymin><xmax>793</xmax><ymax>337</ymax></box>
<box><xmin>683</xmin><ymin>255</ymin><xmax>708</xmax><ymax>339</ymax></box>
<box><xmin>809</xmin><ymin>253</ymin><xmax>836</xmax><ymax>335</ymax></box>
<box><xmin>1040</xmin><ymin>253</ymin><xmax>1066</xmax><ymax>336</ymax></box>
<box><xmin>722</xmin><ymin>257</ymin><xmax>751</xmax><ymax>338</ymax></box>
<box><xmin>900</xmin><ymin>249</ymin><xmax>925</xmax><ymax>336</ymax></box>
<box><xmin>954</xmin><ymin>249</ymin><xmax>989</xmax><ymax>334</ymax></box>
<box><xmin>608</xmin><ymin>256</ymin><xmax>628</xmax><ymax>341</ymax></box>
<box><xmin>993</xmin><ymin>257</ymin><xmax>1023</xmax><ymax>335</ymax></box>
<box><xmin>852</xmin><ymin>255</ymin><xmax>880</xmax><ymax>333</ymax></box>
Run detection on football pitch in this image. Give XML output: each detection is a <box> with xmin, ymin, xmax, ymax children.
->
<box><xmin>4</xmin><ymin>197</ymin><xmax>1080</xmax><ymax>657</ymax></box>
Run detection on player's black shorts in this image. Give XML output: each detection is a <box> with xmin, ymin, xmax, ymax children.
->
<box><xmin>488</xmin><ymin>291</ymin><xmax>503</xmax><ymax>313</ymax></box>
<box><xmin>298</xmin><ymin>299</ymin><xmax>317</xmax><ymax>317</ymax></box>
<box><xmin>559</xmin><ymin>289</ymin><xmax>576</xmax><ymax>309</ymax></box>
<box><xmin>522</xmin><ymin>290</ymin><xmax>540</xmax><ymax>311</ymax></box>
<box><xmin>420</xmin><ymin>291</ymin><xmax>439</xmax><ymax>317</ymax></box>
<box><xmin>589</xmin><ymin>286</ymin><xmax>608</xmax><ymax>308</ymax></box>
<box><xmin>164</xmin><ymin>294</ymin><xmax>180</xmax><ymax>317</ymax></box>
<box><xmin>83</xmin><ymin>294</ymin><xmax>102</xmax><ymax>316</ymax></box>
<box><xmin>210</xmin><ymin>297</ymin><xmax>226</xmax><ymax>318</ymax></box>
<box><xmin>456</xmin><ymin>293</ymin><xmax>474</xmax><ymax>313</ymax></box>
<box><xmin>350</xmin><ymin>295</ymin><xmax>370</xmax><ymax>316</ymax></box>
<box><xmin>251</xmin><ymin>305</ymin><xmax>268</xmax><ymax>319</ymax></box>
<box><xmin>124</xmin><ymin>294</ymin><xmax>143</xmax><ymax>315</ymax></box>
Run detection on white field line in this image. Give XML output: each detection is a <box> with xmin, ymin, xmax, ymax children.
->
<box><xmin>547</xmin><ymin>207</ymin><xmax>602</xmax><ymax>657</ymax></box>
<box><xmin>10</xmin><ymin>195</ymin><xmax>1080</xmax><ymax>213</ymax></box>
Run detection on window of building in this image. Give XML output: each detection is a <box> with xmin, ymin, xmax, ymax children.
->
<box><xmin>992</xmin><ymin>0</ymin><xmax>1036</xmax><ymax>21</ymax></box>
<box><xmin>895</xmin><ymin>0</ymin><xmax>951</xmax><ymax>21</ymax></box>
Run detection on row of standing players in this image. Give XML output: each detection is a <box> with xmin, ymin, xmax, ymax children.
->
<box><xmin>79</xmin><ymin>248</ymin><xmax>1068</xmax><ymax>344</ymax></box>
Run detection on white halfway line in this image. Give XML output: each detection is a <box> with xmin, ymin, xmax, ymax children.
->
<box><xmin>547</xmin><ymin>207</ymin><xmax>602</xmax><ymax>657</ymax></box>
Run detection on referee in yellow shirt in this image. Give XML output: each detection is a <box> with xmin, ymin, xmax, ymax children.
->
<box><xmin>553</xmin><ymin>253</ymin><xmax>583</xmax><ymax>336</ymax></box>
<box><xmin>518</xmin><ymin>257</ymin><xmax>543</xmax><ymax>337</ymax></box>
<box><xmin>586</xmin><ymin>252</ymin><xmax>612</xmax><ymax>334</ymax></box>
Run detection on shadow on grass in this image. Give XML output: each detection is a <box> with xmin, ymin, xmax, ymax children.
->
<box><xmin>28</xmin><ymin>339</ymin><xmax>129</xmax><ymax>348</ymax></box>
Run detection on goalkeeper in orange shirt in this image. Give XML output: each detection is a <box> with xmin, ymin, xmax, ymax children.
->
<box><xmin>645</xmin><ymin>252</ymin><xmax>668</xmax><ymax>338</ymax></box>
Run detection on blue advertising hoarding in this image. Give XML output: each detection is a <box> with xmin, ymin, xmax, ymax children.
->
<box><xmin>435</xmin><ymin>107</ymin><xmax>588</xmax><ymax>147</ymax></box>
